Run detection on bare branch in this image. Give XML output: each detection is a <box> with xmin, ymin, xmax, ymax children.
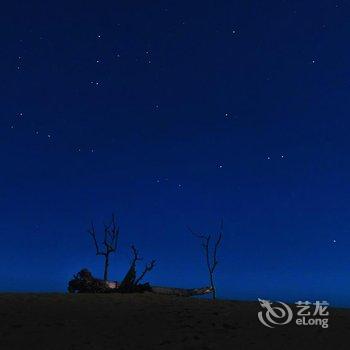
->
<box><xmin>88</xmin><ymin>222</ymin><xmax>103</xmax><ymax>256</ymax></box>
<box><xmin>188</xmin><ymin>226</ymin><xmax>207</xmax><ymax>240</ymax></box>
<box><xmin>135</xmin><ymin>259</ymin><xmax>156</xmax><ymax>285</ymax></box>
<box><xmin>130</xmin><ymin>244</ymin><xmax>142</xmax><ymax>264</ymax></box>
<box><xmin>87</xmin><ymin>214</ymin><xmax>120</xmax><ymax>281</ymax></box>
<box><xmin>119</xmin><ymin>245</ymin><xmax>142</xmax><ymax>289</ymax></box>
<box><xmin>211</xmin><ymin>232</ymin><xmax>222</xmax><ymax>273</ymax></box>
<box><xmin>191</xmin><ymin>221</ymin><xmax>223</xmax><ymax>299</ymax></box>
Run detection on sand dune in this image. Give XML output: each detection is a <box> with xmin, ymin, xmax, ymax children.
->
<box><xmin>0</xmin><ymin>293</ymin><xmax>349</xmax><ymax>349</ymax></box>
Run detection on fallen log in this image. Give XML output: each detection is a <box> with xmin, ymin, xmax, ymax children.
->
<box><xmin>150</xmin><ymin>286</ymin><xmax>213</xmax><ymax>297</ymax></box>
<box><xmin>68</xmin><ymin>269</ymin><xmax>212</xmax><ymax>296</ymax></box>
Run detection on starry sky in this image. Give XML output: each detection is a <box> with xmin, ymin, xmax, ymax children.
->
<box><xmin>1</xmin><ymin>1</ymin><xmax>350</xmax><ymax>306</ymax></box>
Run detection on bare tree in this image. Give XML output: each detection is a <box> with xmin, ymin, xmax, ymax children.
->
<box><xmin>189</xmin><ymin>220</ymin><xmax>223</xmax><ymax>300</ymax></box>
<box><xmin>135</xmin><ymin>259</ymin><xmax>156</xmax><ymax>285</ymax></box>
<box><xmin>120</xmin><ymin>245</ymin><xmax>156</xmax><ymax>289</ymax></box>
<box><xmin>88</xmin><ymin>214</ymin><xmax>119</xmax><ymax>281</ymax></box>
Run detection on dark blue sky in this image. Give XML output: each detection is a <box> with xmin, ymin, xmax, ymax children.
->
<box><xmin>1</xmin><ymin>1</ymin><xmax>350</xmax><ymax>306</ymax></box>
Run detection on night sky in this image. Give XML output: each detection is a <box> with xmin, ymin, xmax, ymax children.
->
<box><xmin>1</xmin><ymin>1</ymin><xmax>349</xmax><ymax>306</ymax></box>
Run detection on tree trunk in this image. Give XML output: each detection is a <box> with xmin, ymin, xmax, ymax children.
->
<box><xmin>151</xmin><ymin>286</ymin><xmax>213</xmax><ymax>297</ymax></box>
<box><xmin>103</xmin><ymin>255</ymin><xmax>109</xmax><ymax>281</ymax></box>
<box><xmin>209</xmin><ymin>274</ymin><xmax>216</xmax><ymax>299</ymax></box>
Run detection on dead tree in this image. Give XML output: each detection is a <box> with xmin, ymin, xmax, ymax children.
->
<box><xmin>119</xmin><ymin>245</ymin><xmax>156</xmax><ymax>290</ymax></box>
<box><xmin>151</xmin><ymin>285</ymin><xmax>212</xmax><ymax>297</ymax></box>
<box><xmin>135</xmin><ymin>259</ymin><xmax>156</xmax><ymax>285</ymax></box>
<box><xmin>189</xmin><ymin>221</ymin><xmax>223</xmax><ymax>300</ymax></box>
<box><xmin>88</xmin><ymin>214</ymin><xmax>119</xmax><ymax>281</ymax></box>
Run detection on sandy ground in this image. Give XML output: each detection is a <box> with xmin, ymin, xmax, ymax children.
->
<box><xmin>0</xmin><ymin>293</ymin><xmax>349</xmax><ymax>349</ymax></box>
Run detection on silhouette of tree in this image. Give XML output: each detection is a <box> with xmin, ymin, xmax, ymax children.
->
<box><xmin>119</xmin><ymin>245</ymin><xmax>156</xmax><ymax>291</ymax></box>
<box><xmin>88</xmin><ymin>214</ymin><xmax>119</xmax><ymax>281</ymax></box>
<box><xmin>189</xmin><ymin>220</ymin><xmax>223</xmax><ymax>300</ymax></box>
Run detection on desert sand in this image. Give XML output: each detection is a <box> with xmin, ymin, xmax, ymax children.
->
<box><xmin>0</xmin><ymin>293</ymin><xmax>349</xmax><ymax>349</ymax></box>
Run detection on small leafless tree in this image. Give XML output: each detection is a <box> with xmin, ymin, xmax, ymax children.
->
<box><xmin>120</xmin><ymin>245</ymin><xmax>156</xmax><ymax>289</ymax></box>
<box><xmin>88</xmin><ymin>214</ymin><xmax>120</xmax><ymax>281</ymax></box>
<box><xmin>135</xmin><ymin>258</ymin><xmax>156</xmax><ymax>285</ymax></box>
<box><xmin>189</xmin><ymin>221</ymin><xmax>223</xmax><ymax>300</ymax></box>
